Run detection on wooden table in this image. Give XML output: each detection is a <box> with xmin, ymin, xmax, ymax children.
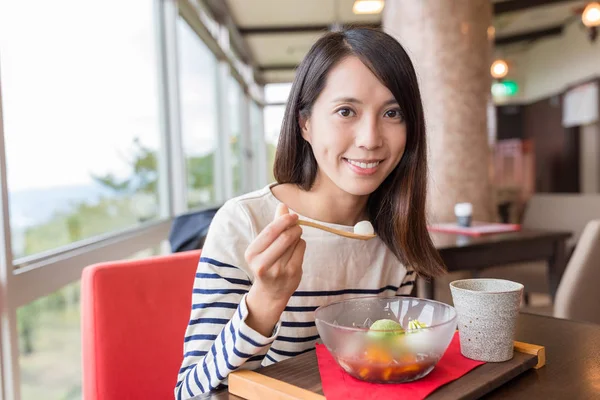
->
<box><xmin>201</xmin><ymin>313</ymin><xmax>600</xmax><ymax>399</ymax></box>
<box><xmin>426</xmin><ymin>230</ymin><xmax>571</xmax><ymax>300</ymax></box>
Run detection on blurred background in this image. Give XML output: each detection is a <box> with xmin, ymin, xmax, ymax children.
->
<box><xmin>0</xmin><ymin>0</ymin><xmax>598</xmax><ymax>399</ymax></box>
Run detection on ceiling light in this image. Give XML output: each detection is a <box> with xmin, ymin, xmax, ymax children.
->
<box><xmin>353</xmin><ymin>0</ymin><xmax>384</xmax><ymax>15</ymax></box>
<box><xmin>491</xmin><ymin>59</ymin><xmax>509</xmax><ymax>79</ymax></box>
<box><xmin>582</xmin><ymin>2</ymin><xmax>600</xmax><ymax>27</ymax></box>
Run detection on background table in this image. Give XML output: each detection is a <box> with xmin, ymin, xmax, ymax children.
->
<box><xmin>425</xmin><ymin>230</ymin><xmax>571</xmax><ymax>300</ymax></box>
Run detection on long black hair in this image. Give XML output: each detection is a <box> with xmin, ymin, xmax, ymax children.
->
<box><xmin>274</xmin><ymin>28</ymin><xmax>445</xmax><ymax>278</ymax></box>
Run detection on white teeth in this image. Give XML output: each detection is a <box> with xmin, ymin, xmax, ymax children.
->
<box><xmin>347</xmin><ymin>159</ymin><xmax>381</xmax><ymax>169</ymax></box>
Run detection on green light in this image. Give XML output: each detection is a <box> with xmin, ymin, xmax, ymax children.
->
<box><xmin>503</xmin><ymin>80</ymin><xmax>519</xmax><ymax>95</ymax></box>
<box><xmin>492</xmin><ymin>80</ymin><xmax>519</xmax><ymax>97</ymax></box>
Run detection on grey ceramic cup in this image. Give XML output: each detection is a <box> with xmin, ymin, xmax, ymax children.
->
<box><xmin>450</xmin><ymin>279</ymin><xmax>524</xmax><ymax>362</ymax></box>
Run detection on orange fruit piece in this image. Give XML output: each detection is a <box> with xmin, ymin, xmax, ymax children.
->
<box><xmin>359</xmin><ymin>367</ymin><xmax>370</xmax><ymax>379</ymax></box>
<box><xmin>382</xmin><ymin>367</ymin><xmax>393</xmax><ymax>380</ymax></box>
<box><xmin>398</xmin><ymin>364</ymin><xmax>421</xmax><ymax>374</ymax></box>
<box><xmin>365</xmin><ymin>346</ymin><xmax>393</xmax><ymax>363</ymax></box>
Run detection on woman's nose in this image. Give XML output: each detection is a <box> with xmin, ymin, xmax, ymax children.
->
<box><xmin>355</xmin><ymin>117</ymin><xmax>383</xmax><ymax>150</ymax></box>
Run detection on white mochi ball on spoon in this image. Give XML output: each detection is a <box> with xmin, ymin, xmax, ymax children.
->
<box><xmin>353</xmin><ymin>220</ymin><xmax>374</xmax><ymax>236</ymax></box>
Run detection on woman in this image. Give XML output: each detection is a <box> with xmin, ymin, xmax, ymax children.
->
<box><xmin>175</xmin><ymin>28</ymin><xmax>445</xmax><ymax>399</ymax></box>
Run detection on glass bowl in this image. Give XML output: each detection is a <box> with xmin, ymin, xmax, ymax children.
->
<box><xmin>315</xmin><ymin>296</ymin><xmax>457</xmax><ymax>383</ymax></box>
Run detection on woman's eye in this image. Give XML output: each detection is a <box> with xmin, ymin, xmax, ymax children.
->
<box><xmin>337</xmin><ymin>108</ymin><xmax>355</xmax><ymax>117</ymax></box>
<box><xmin>385</xmin><ymin>109</ymin><xmax>402</xmax><ymax>119</ymax></box>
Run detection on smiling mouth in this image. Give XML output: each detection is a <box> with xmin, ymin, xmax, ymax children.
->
<box><xmin>343</xmin><ymin>158</ymin><xmax>383</xmax><ymax>169</ymax></box>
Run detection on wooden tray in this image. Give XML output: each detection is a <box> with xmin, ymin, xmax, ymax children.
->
<box><xmin>228</xmin><ymin>341</ymin><xmax>545</xmax><ymax>400</ymax></box>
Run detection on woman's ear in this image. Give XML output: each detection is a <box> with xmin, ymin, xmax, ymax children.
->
<box><xmin>299</xmin><ymin>113</ymin><xmax>311</xmax><ymax>143</ymax></box>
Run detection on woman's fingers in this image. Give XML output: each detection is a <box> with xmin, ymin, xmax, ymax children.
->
<box><xmin>268</xmin><ymin>203</ymin><xmax>296</xmax><ymax>267</ymax></box>
<box><xmin>245</xmin><ymin>212</ymin><xmax>298</xmax><ymax>260</ymax></box>
<box><xmin>251</xmin><ymin>225</ymin><xmax>303</xmax><ymax>277</ymax></box>
<box><xmin>288</xmin><ymin>238</ymin><xmax>306</xmax><ymax>274</ymax></box>
<box><xmin>275</xmin><ymin>228</ymin><xmax>303</xmax><ymax>271</ymax></box>
<box><xmin>275</xmin><ymin>203</ymin><xmax>289</xmax><ymax>218</ymax></box>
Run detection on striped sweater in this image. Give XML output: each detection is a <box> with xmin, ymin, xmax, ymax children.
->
<box><xmin>175</xmin><ymin>184</ymin><xmax>415</xmax><ymax>399</ymax></box>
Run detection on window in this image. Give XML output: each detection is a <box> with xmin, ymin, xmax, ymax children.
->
<box><xmin>0</xmin><ymin>1</ymin><xmax>270</xmax><ymax>398</ymax></box>
<box><xmin>250</xmin><ymin>101</ymin><xmax>266</xmax><ymax>188</ymax></box>
<box><xmin>263</xmin><ymin>105</ymin><xmax>284</xmax><ymax>184</ymax></box>
<box><xmin>0</xmin><ymin>0</ymin><xmax>161</xmax><ymax>260</ymax></box>
<box><xmin>229</xmin><ymin>77</ymin><xmax>244</xmax><ymax>196</ymax></box>
<box><xmin>176</xmin><ymin>18</ymin><xmax>219</xmax><ymax>209</ymax></box>
<box><xmin>265</xmin><ymin>83</ymin><xmax>292</xmax><ymax>104</ymax></box>
<box><xmin>263</xmin><ymin>84</ymin><xmax>291</xmax><ymax>183</ymax></box>
<box><xmin>18</xmin><ymin>281</ymin><xmax>82</xmax><ymax>400</ymax></box>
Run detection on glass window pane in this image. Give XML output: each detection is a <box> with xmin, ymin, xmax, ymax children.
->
<box><xmin>250</xmin><ymin>101</ymin><xmax>265</xmax><ymax>187</ymax></box>
<box><xmin>265</xmin><ymin>83</ymin><xmax>292</xmax><ymax>104</ymax></box>
<box><xmin>176</xmin><ymin>18</ymin><xmax>218</xmax><ymax>209</ymax></box>
<box><xmin>18</xmin><ymin>281</ymin><xmax>82</xmax><ymax>400</ymax></box>
<box><xmin>264</xmin><ymin>105</ymin><xmax>285</xmax><ymax>183</ymax></box>
<box><xmin>0</xmin><ymin>1</ymin><xmax>162</xmax><ymax>259</ymax></box>
<box><xmin>229</xmin><ymin>77</ymin><xmax>243</xmax><ymax>196</ymax></box>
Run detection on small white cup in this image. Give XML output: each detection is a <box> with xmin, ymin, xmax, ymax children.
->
<box><xmin>454</xmin><ymin>203</ymin><xmax>473</xmax><ymax>227</ymax></box>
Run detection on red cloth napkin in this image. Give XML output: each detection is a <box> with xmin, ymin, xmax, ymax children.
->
<box><xmin>316</xmin><ymin>332</ymin><xmax>484</xmax><ymax>400</ymax></box>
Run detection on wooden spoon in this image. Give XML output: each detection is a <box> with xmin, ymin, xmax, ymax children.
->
<box><xmin>297</xmin><ymin>220</ymin><xmax>376</xmax><ymax>240</ymax></box>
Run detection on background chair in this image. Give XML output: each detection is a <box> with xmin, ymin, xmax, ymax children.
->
<box><xmin>82</xmin><ymin>250</ymin><xmax>200</xmax><ymax>400</ymax></box>
<box><xmin>479</xmin><ymin>194</ymin><xmax>600</xmax><ymax>300</ymax></box>
<box><xmin>554</xmin><ymin>219</ymin><xmax>600</xmax><ymax>325</ymax></box>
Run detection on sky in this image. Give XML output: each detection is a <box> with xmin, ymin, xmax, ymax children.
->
<box><xmin>0</xmin><ymin>1</ymin><xmax>162</xmax><ymax>191</ymax></box>
<box><xmin>0</xmin><ymin>0</ymin><xmax>268</xmax><ymax>193</ymax></box>
<box><xmin>177</xmin><ymin>18</ymin><xmax>219</xmax><ymax>159</ymax></box>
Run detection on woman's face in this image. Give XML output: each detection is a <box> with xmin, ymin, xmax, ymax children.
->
<box><xmin>301</xmin><ymin>56</ymin><xmax>407</xmax><ymax>197</ymax></box>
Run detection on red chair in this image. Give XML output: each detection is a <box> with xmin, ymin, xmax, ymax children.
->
<box><xmin>82</xmin><ymin>250</ymin><xmax>200</xmax><ymax>400</ymax></box>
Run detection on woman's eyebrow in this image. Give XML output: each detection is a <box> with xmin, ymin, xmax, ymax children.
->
<box><xmin>331</xmin><ymin>96</ymin><xmax>362</xmax><ymax>104</ymax></box>
<box><xmin>331</xmin><ymin>97</ymin><xmax>398</xmax><ymax>105</ymax></box>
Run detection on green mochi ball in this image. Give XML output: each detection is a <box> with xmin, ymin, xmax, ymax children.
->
<box><xmin>367</xmin><ymin>319</ymin><xmax>404</xmax><ymax>340</ymax></box>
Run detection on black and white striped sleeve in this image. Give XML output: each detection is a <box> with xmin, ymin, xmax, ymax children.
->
<box><xmin>174</xmin><ymin>201</ymin><xmax>279</xmax><ymax>399</ymax></box>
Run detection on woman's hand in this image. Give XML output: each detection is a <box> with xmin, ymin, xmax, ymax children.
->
<box><xmin>244</xmin><ymin>204</ymin><xmax>306</xmax><ymax>336</ymax></box>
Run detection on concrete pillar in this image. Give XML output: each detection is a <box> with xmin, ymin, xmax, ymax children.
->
<box><xmin>383</xmin><ymin>0</ymin><xmax>495</xmax><ymax>223</ymax></box>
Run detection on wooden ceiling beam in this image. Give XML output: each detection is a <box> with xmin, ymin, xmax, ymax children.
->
<box><xmin>239</xmin><ymin>23</ymin><xmax>380</xmax><ymax>35</ymax></box>
<box><xmin>494</xmin><ymin>24</ymin><xmax>564</xmax><ymax>46</ymax></box>
<box><xmin>494</xmin><ymin>0</ymin><xmax>580</xmax><ymax>15</ymax></box>
<box><xmin>259</xmin><ymin>64</ymin><xmax>298</xmax><ymax>72</ymax></box>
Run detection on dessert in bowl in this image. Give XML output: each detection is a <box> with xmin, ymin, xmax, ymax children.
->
<box><xmin>315</xmin><ymin>296</ymin><xmax>457</xmax><ymax>383</ymax></box>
